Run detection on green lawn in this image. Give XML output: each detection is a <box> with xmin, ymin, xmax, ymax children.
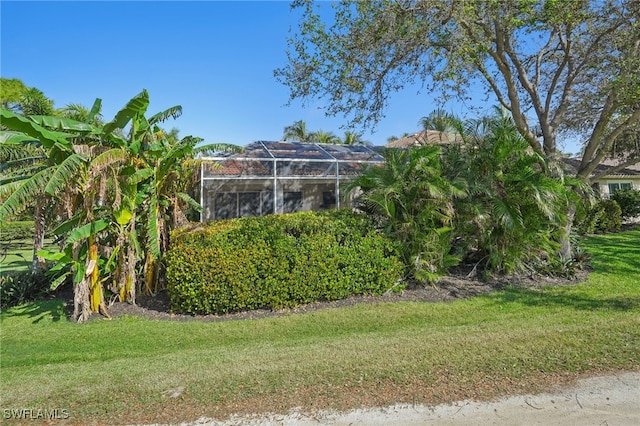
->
<box><xmin>0</xmin><ymin>238</ymin><xmax>55</xmax><ymax>274</ymax></box>
<box><xmin>0</xmin><ymin>230</ymin><xmax>638</xmax><ymax>425</ymax></box>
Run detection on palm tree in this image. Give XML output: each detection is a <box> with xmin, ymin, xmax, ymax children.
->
<box><xmin>443</xmin><ymin>111</ymin><xmax>581</xmax><ymax>275</ymax></box>
<box><xmin>418</xmin><ymin>109</ymin><xmax>460</xmax><ymax>132</ymax></box>
<box><xmin>0</xmin><ymin>109</ymin><xmax>98</xmax><ymax>273</ymax></box>
<box><xmin>346</xmin><ymin>145</ymin><xmax>466</xmax><ymax>282</ymax></box>
<box><xmin>283</xmin><ymin>120</ymin><xmax>315</xmax><ymax>142</ymax></box>
<box><xmin>312</xmin><ymin>130</ymin><xmax>339</xmax><ymax>144</ymax></box>
<box><xmin>342</xmin><ymin>131</ymin><xmax>367</xmax><ymax>145</ymax></box>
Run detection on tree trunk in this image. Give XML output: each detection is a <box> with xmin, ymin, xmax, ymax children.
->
<box><xmin>31</xmin><ymin>199</ymin><xmax>47</xmax><ymax>274</ymax></box>
<box><xmin>560</xmin><ymin>203</ymin><xmax>577</xmax><ymax>261</ymax></box>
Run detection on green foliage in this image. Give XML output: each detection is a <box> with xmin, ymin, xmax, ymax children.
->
<box><xmin>347</xmin><ymin>145</ymin><xmax>465</xmax><ymax>282</ymax></box>
<box><xmin>350</xmin><ymin>110</ymin><xmax>574</xmax><ymax>279</ymax></box>
<box><xmin>166</xmin><ymin>210</ymin><xmax>404</xmax><ymax>315</ymax></box>
<box><xmin>1</xmin><ymin>91</ymin><xmax>242</xmax><ymax>321</ymax></box>
<box><xmin>0</xmin><ymin>221</ymin><xmax>35</xmax><ymax>241</ymax></box>
<box><xmin>277</xmin><ymin>1</ymin><xmax>639</xmax><ymax>187</ymax></box>
<box><xmin>610</xmin><ymin>188</ymin><xmax>640</xmax><ymax>220</ymax></box>
<box><xmin>598</xmin><ymin>200</ymin><xmax>622</xmax><ymax>233</ymax></box>
<box><xmin>574</xmin><ymin>199</ymin><xmax>622</xmax><ymax>234</ymax></box>
<box><xmin>0</xmin><ymin>269</ymin><xmax>53</xmax><ymax>309</ymax></box>
<box><xmin>444</xmin><ymin>113</ymin><xmax>571</xmax><ymax>276</ymax></box>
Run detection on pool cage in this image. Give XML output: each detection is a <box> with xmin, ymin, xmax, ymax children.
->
<box><xmin>199</xmin><ymin>141</ymin><xmax>385</xmax><ymax>221</ymax></box>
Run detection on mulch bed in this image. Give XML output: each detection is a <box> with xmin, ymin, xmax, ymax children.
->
<box><xmin>62</xmin><ymin>267</ymin><xmax>589</xmax><ymax>323</ymax></box>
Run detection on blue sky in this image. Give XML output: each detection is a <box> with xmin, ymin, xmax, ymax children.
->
<box><xmin>1</xmin><ymin>1</ymin><xmax>579</xmax><ymax>152</ymax></box>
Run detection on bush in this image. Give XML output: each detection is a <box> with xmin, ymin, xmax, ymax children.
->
<box><xmin>597</xmin><ymin>199</ymin><xmax>622</xmax><ymax>232</ymax></box>
<box><xmin>165</xmin><ymin>210</ymin><xmax>404</xmax><ymax>315</ymax></box>
<box><xmin>574</xmin><ymin>199</ymin><xmax>622</xmax><ymax>234</ymax></box>
<box><xmin>0</xmin><ymin>270</ymin><xmax>51</xmax><ymax>309</ymax></box>
<box><xmin>0</xmin><ymin>221</ymin><xmax>35</xmax><ymax>241</ymax></box>
<box><xmin>610</xmin><ymin>188</ymin><xmax>640</xmax><ymax>220</ymax></box>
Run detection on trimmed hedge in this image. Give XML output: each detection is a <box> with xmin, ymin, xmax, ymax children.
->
<box><xmin>165</xmin><ymin>210</ymin><xmax>404</xmax><ymax>315</ymax></box>
<box><xmin>0</xmin><ymin>221</ymin><xmax>35</xmax><ymax>241</ymax></box>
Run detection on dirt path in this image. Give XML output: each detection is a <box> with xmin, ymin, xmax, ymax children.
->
<box><xmin>171</xmin><ymin>371</ymin><xmax>639</xmax><ymax>426</ymax></box>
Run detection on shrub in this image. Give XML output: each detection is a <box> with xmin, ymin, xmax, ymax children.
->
<box><xmin>165</xmin><ymin>210</ymin><xmax>404</xmax><ymax>315</ymax></box>
<box><xmin>0</xmin><ymin>270</ymin><xmax>51</xmax><ymax>309</ymax></box>
<box><xmin>610</xmin><ymin>188</ymin><xmax>640</xmax><ymax>220</ymax></box>
<box><xmin>596</xmin><ymin>199</ymin><xmax>622</xmax><ymax>232</ymax></box>
<box><xmin>0</xmin><ymin>221</ymin><xmax>35</xmax><ymax>241</ymax></box>
<box><xmin>574</xmin><ymin>199</ymin><xmax>622</xmax><ymax>234</ymax></box>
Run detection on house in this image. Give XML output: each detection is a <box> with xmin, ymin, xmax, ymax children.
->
<box><xmin>199</xmin><ymin>141</ymin><xmax>384</xmax><ymax>221</ymax></box>
<box><xmin>563</xmin><ymin>158</ymin><xmax>640</xmax><ymax>198</ymax></box>
<box><xmin>385</xmin><ymin>129</ymin><xmax>462</xmax><ymax>148</ymax></box>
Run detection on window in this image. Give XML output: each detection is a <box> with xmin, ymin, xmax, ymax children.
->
<box><xmin>214</xmin><ymin>191</ymin><xmax>274</xmax><ymax>219</ymax></box>
<box><xmin>322</xmin><ymin>191</ymin><xmax>336</xmax><ymax>209</ymax></box>
<box><xmin>283</xmin><ymin>191</ymin><xmax>303</xmax><ymax>213</ymax></box>
<box><xmin>214</xmin><ymin>193</ymin><xmax>237</xmax><ymax>219</ymax></box>
<box><xmin>239</xmin><ymin>192</ymin><xmax>261</xmax><ymax>217</ymax></box>
<box><xmin>261</xmin><ymin>191</ymin><xmax>274</xmax><ymax>215</ymax></box>
<box><xmin>608</xmin><ymin>182</ymin><xmax>632</xmax><ymax>194</ymax></box>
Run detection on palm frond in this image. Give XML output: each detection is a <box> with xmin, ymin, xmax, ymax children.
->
<box><xmin>177</xmin><ymin>192</ymin><xmax>202</xmax><ymax>213</ymax></box>
<box><xmin>103</xmin><ymin>90</ymin><xmax>150</xmax><ymax>135</ymax></box>
<box><xmin>0</xmin><ymin>109</ymin><xmax>73</xmax><ymax>150</ymax></box>
<box><xmin>194</xmin><ymin>143</ymin><xmax>244</xmax><ymax>156</ymax></box>
<box><xmin>148</xmin><ymin>105</ymin><xmax>182</xmax><ymax>125</ymax></box>
<box><xmin>44</xmin><ymin>153</ymin><xmax>86</xmax><ymax>196</ymax></box>
<box><xmin>0</xmin><ymin>167</ymin><xmax>52</xmax><ymax>222</ymax></box>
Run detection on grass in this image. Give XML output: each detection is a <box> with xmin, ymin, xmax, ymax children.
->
<box><xmin>0</xmin><ymin>238</ymin><xmax>55</xmax><ymax>274</ymax></box>
<box><xmin>1</xmin><ymin>230</ymin><xmax>639</xmax><ymax>425</ymax></box>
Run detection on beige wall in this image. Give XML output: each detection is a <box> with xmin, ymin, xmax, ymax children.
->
<box><xmin>596</xmin><ymin>177</ymin><xmax>640</xmax><ymax>198</ymax></box>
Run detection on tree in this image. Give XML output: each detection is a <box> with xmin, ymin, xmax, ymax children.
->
<box><xmin>419</xmin><ymin>109</ymin><xmax>460</xmax><ymax>133</ymax></box>
<box><xmin>346</xmin><ymin>145</ymin><xmax>466</xmax><ymax>282</ymax></box>
<box><xmin>342</xmin><ymin>131</ymin><xmax>368</xmax><ymax>145</ymax></box>
<box><xmin>312</xmin><ymin>129</ymin><xmax>339</xmax><ymax>144</ymax></box>
<box><xmin>0</xmin><ymin>78</ymin><xmax>27</xmax><ymax>110</ymax></box>
<box><xmin>282</xmin><ymin>120</ymin><xmax>315</xmax><ymax>142</ymax></box>
<box><xmin>2</xmin><ymin>90</ymin><xmax>242</xmax><ymax>322</ymax></box>
<box><xmin>442</xmin><ymin>111</ymin><xmax>583</xmax><ymax>275</ymax></box>
<box><xmin>276</xmin><ymin>0</ymin><xmax>640</xmax><ymax>177</ymax></box>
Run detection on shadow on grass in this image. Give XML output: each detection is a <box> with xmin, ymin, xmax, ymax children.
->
<box><xmin>583</xmin><ymin>231</ymin><xmax>640</xmax><ymax>275</ymax></box>
<box><xmin>1</xmin><ymin>299</ymin><xmax>68</xmax><ymax>324</ymax></box>
<box><xmin>486</xmin><ymin>286</ymin><xmax>640</xmax><ymax>311</ymax></box>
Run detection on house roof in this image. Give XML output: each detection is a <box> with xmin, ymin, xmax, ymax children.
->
<box><xmin>201</xmin><ymin>141</ymin><xmax>384</xmax><ymax>179</ymax></box>
<box><xmin>563</xmin><ymin>157</ymin><xmax>640</xmax><ymax>178</ymax></box>
<box><xmin>385</xmin><ymin>130</ymin><xmax>462</xmax><ymax>148</ymax></box>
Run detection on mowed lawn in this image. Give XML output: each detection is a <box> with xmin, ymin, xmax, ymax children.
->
<box><xmin>0</xmin><ymin>230</ymin><xmax>638</xmax><ymax>425</ymax></box>
<box><xmin>0</xmin><ymin>238</ymin><xmax>56</xmax><ymax>274</ymax></box>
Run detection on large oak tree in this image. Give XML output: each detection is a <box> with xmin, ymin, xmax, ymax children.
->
<box><xmin>276</xmin><ymin>0</ymin><xmax>640</xmax><ymax>179</ymax></box>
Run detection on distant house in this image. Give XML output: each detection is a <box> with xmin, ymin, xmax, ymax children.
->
<box><xmin>385</xmin><ymin>130</ymin><xmax>462</xmax><ymax>149</ymax></box>
<box><xmin>199</xmin><ymin>141</ymin><xmax>384</xmax><ymax>221</ymax></box>
<box><xmin>563</xmin><ymin>158</ymin><xmax>640</xmax><ymax>198</ymax></box>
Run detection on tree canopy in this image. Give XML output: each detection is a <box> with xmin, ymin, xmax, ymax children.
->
<box><xmin>276</xmin><ymin>0</ymin><xmax>640</xmax><ymax>179</ymax></box>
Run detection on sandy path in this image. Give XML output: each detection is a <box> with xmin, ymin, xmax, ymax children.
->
<box><xmin>179</xmin><ymin>371</ymin><xmax>639</xmax><ymax>426</ymax></box>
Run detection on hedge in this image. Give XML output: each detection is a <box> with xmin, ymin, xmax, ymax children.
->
<box><xmin>574</xmin><ymin>199</ymin><xmax>622</xmax><ymax>234</ymax></box>
<box><xmin>0</xmin><ymin>221</ymin><xmax>35</xmax><ymax>242</ymax></box>
<box><xmin>165</xmin><ymin>210</ymin><xmax>404</xmax><ymax>315</ymax></box>
<box><xmin>610</xmin><ymin>188</ymin><xmax>640</xmax><ymax>220</ymax></box>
